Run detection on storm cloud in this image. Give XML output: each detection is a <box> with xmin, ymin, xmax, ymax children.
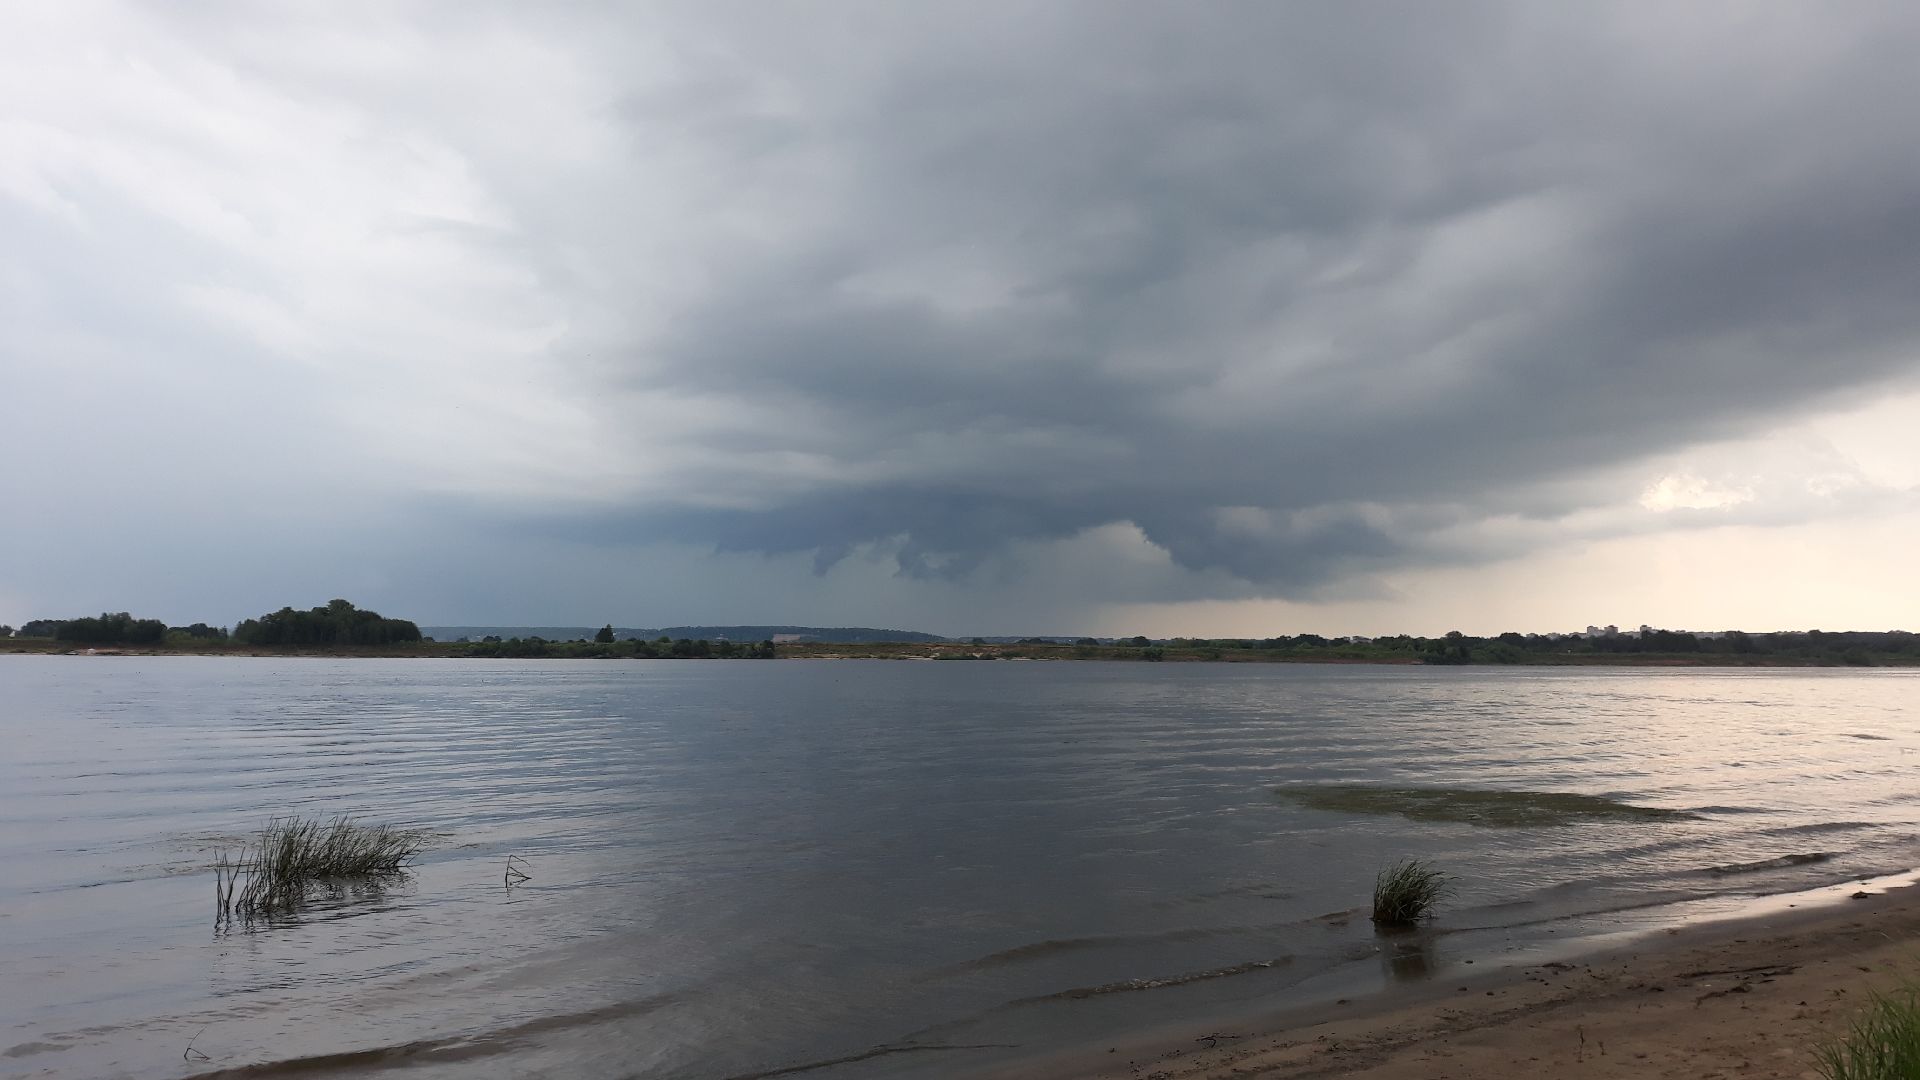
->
<box><xmin>5</xmin><ymin>3</ymin><xmax>1920</xmax><ymax>630</ymax></box>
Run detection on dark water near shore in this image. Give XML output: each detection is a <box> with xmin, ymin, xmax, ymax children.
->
<box><xmin>2</xmin><ymin>659</ymin><xmax>1916</xmax><ymax>1079</ymax></box>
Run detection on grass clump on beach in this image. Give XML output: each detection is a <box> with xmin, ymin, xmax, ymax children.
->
<box><xmin>1816</xmin><ymin>982</ymin><xmax>1920</xmax><ymax>1080</ymax></box>
<box><xmin>216</xmin><ymin>815</ymin><xmax>425</xmax><ymax>924</ymax></box>
<box><xmin>1371</xmin><ymin>859</ymin><xmax>1449</xmax><ymax>927</ymax></box>
<box><xmin>1275</xmin><ymin>784</ymin><xmax>1692</xmax><ymax>828</ymax></box>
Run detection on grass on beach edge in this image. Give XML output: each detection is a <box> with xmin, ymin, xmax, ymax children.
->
<box><xmin>1372</xmin><ymin>858</ymin><xmax>1449</xmax><ymax>927</ymax></box>
<box><xmin>1817</xmin><ymin>980</ymin><xmax>1920</xmax><ymax>1080</ymax></box>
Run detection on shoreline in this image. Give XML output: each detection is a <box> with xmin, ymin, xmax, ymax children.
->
<box><xmin>996</xmin><ymin>873</ymin><xmax>1920</xmax><ymax>1080</ymax></box>
<box><xmin>1</xmin><ymin>640</ymin><xmax>1911</xmax><ymax>667</ymax></box>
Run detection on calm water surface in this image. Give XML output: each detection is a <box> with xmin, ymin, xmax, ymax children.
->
<box><xmin>2</xmin><ymin>658</ymin><xmax>1916</xmax><ymax>1079</ymax></box>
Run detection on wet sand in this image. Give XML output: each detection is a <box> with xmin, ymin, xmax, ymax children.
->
<box><xmin>1017</xmin><ymin>878</ymin><xmax>1920</xmax><ymax>1080</ymax></box>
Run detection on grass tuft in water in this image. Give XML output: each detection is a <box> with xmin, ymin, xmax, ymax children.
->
<box><xmin>1816</xmin><ymin>982</ymin><xmax>1920</xmax><ymax>1080</ymax></box>
<box><xmin>1371</xmin><ymin>859</ymin><xmax>1449</xmax><ymax>927</ymax></box>
<box><xmin>215</xmin><ymin>815</ymin><xmax>425</xmax><ymax>924</ymax></box>
<box><xmin>1274</xmin><ymin>785</ymin><xmax>1692</xmax><ymax>828</ymax></box>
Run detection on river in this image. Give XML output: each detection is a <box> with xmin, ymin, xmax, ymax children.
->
<box><xmin>2</xmin><ymin>658</ymin><xmax>1914</xmax><ymax>1078</ymax></box>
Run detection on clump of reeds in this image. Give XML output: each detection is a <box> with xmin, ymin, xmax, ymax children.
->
<box><xmin>1816</xmin><ymin>982</ymin><xmax>1920</xmax><ymax>1080</ymax></box>
<box><xmin>215</xmin><ymin>815</ymin><xmax>425</xmax><ymax>924</ymax></box>
<box><xmin>1371</xmin><ymin>858</ymin><xmax>1449</xmax><ymax>927</ymax></box>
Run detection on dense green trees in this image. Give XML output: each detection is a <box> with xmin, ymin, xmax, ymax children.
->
<box><xmin>232</xmin><ymin>599</ymin><xmax>421</xmax><ymax>647</ymax></box>
<box><xmin>595</xmin><ymin>624</ymin><xmax>616</xmax><ymax>644</ymax></box>
<box><xmin>56</xmin><ymin>612</ymin><xmax>168</xmax><ymax>644</ymax></box>
<box><xmin>0</xmin><ymin>625</ymin><xmax>11</xmax><ymax>638</ymax></box>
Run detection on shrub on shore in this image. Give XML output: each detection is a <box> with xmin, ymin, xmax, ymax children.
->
<box><xmin>216</xmin><ymin>815</ymin><xmax>425</xmax><ymax>923</ymax></box>
<box><xmin>1371</xmin><ymin>859</ymin><xmax>1449</xmax><ymax>927</ymax></box>
<box><xmin>1817</xmin><ymin>982</ymin><xmax>1920</xmax><ymax>1080</ymax></box>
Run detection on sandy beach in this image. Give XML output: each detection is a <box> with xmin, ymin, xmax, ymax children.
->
<box><xmin>1016</xmin><ymin>878</ymin><xmax>1920</xmax><ymax>1080</ymax></box>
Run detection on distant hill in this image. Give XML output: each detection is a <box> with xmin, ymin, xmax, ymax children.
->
<box><xmin>422</xmin><ymin>625</ymin><xmax>946</xmax><ymax>644</ymax></box>
<box><xmin>967</xmin><ymin>636</ymin><xmax>1096</xmax><ymax>644</ymax></box>
<box><xmin>423</xmin><ymin>627</ymin><xmax>601</xmax><ymax>642</ymax></box>
<box><xmin>645</xmin><ymin>626</ymin><xmax>946</xmax><ymax>644</ymax></box>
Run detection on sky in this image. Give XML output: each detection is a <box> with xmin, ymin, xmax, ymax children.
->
<box><xmin>5</xmin><ymin>2</ymin><xmax>1920</xmax><ymax>638</ymax></box>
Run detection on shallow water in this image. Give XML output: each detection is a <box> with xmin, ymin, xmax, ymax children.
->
<box><xmin>1</xmin><ymin>658</ymin><xmax>1915</xmax><ymax>1079</ymax></box>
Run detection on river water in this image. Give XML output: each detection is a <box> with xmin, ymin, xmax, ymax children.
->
<box><xmin>2</xmin><ymin>658</ymin><xmax>1915</xmax><ymax>1078</ymax></box>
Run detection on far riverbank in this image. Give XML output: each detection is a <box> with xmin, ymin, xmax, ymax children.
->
<box><xmin>2</xmin><ymin>636</ymin><xmax>1916</xmax><ymax>666</ymax></box>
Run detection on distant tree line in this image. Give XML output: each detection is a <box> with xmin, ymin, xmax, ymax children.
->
<box><xmin>52</xmin><ymin>612</ymin><xmax>169</xmax><ymax>644</ymax></box>
<box><xmin>1</xmin><ymin>613</ymin><xmax>173</xmax><ymax>644</ymax></box>
<box><xmin>8</xmin><ymin>602</ymin><xmax>419</xmax><ymax>647</ymax></box>
<box><xmin>12</xmin><ymin>615</ymin><xmax>229</xmax><ymax>643</ymax></box>
<box><xmin>232</xmin><ymin>599</ymin><xmax>421</xmax><ymax>646</ymax></box>
<box><xmin>9</xmin><ymin>608</ymin><xmax>1918</xmax><ymax>666</ymax></box>
<box><xmin>455</xmin><ymin>635</ymin><xmax>776</xmax><ymax>659</ymax></box>
<box><xmin>1139</xmin><ymin>628</ymin><xmax>1920</xmax><ymax>666</ymax></box>
<box><xmin>3</xmin><ymin>603</ymin><xmax>777</xmax><ymax>658</ymax></box>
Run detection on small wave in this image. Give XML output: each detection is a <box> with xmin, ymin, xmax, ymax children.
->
<box><xmin>930</xmin><ymin>923</ymin><xmax>1292</xmax><ymax>977</ymax></box>
<box><xmin>185</xmin><ymin>992</ymin><xmax>688</xmax><ymax>1078</ymax></box>
<box><xmin>2</xmin><ymin>1041</ymin><xmax>68</xmax><ymax>1059</ymax></box>
<box><xmin>901</xmin><ymin>942</ymin><xmax>1381</xmax><ymax>1048</ymax></box>
<box><xmin>716</xmin><ymin>1042</ymin><xmax>1017</xmax><ymax>1080</ymax></box>
<box><xmin>1759</xmin><ymin>821</ymin><xmax>1873</xmax><ymax>838</ymax></box>
<box><xmin>1274</xmin><ymin>784</ymin><xmax>1692</xmax><ymax>827</ymax></box>
<box><xmin>186</xmin><ymin>1035</ymin><xmax>506</xmax><ymax>1078</ymax></box>
<box><xmin>1010</xmin><ymin>955</ymin><xmax>1293</xmax><ymax>1004</ymax></box>
<box><xmin>1152</xmin><ymin>882</ymin><xmax>1295</xmax><ymax>908</ymax></box>
<box><xmin>1706</xmin><ymin>852</ymin><xmax>1835</xmax><ymax>876</ymax></box>
<box><xmin>1845</xmin><ymin>733</ymin><xmax>1894</xmax><ymax>741</ymax></box>
<box><xmin>1437</xmin><ymin>892</ymin><xmax>1706</xmax><ymax>934</ymax></box>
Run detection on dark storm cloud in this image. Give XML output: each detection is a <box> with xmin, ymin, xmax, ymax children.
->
<box><xmin>9</xmin><ymin>2</ymin><xmax>1920</xmax><ymax>629</ymax></box>
<box><xmin>557</xmin><ymin>2</ymin><xmax>1920</xmax><ymax>589</ymax></box>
